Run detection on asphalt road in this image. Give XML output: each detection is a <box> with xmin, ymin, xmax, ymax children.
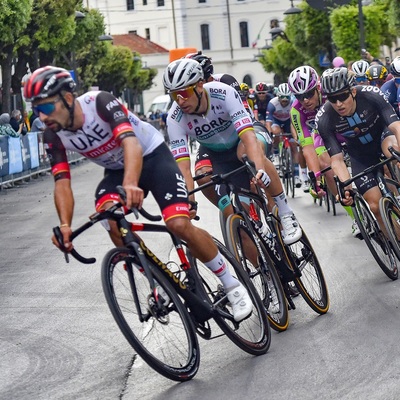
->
<box><xmin>1</xmin><ymin>160</ymin><xmax>400</xmax><ymax>400</ymax></box>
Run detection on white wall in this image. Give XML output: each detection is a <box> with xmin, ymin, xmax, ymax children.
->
<box><xmin>87</xmin><ymin>0</ymin><xmax>292</xmax><ymax>111</ymax></box>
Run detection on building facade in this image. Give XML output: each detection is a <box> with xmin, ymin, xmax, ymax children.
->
<box><xmin>87</xmin><ymin>0</ymin><xmax>293</xmax><ymax>112</ymax></box>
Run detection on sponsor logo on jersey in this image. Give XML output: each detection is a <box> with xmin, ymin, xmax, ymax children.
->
<box><xmin>234</xmin><ymin>121</ymin><xmax>241</xmax><ymax>129</ymax></box>
<box><xmin>84</xmin><ymin>95</ymin><xmax>95</xmax><ymax>104</ymax></box>
<box><xmin>106</xmin><ymin>99</ymin><xmax>120</xmax><ymax>111</ymax></box>
<box><xmin>113</xmin><ymin>111</ymin><xmax>125</xmax><ymax>119</ymax></box>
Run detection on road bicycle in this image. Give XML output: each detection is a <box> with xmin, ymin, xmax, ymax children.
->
<box><xmin>309</xmin><ymin>169</ymin><xmax>337</xmax><ymax>216</ymax></box>
<box><xmin>274</xmin><ymin>132</ymin><xmax>296</xmax><ymax>198</ymax></box>
<box><xmin>192</xmin><ymin>157</ymin><xmax>329</xmax><ymax>332</ymax></box>
<box><xmin>52</xmin><ymin>189</ymin><xmax>271</xmax><ymax>382</ymax></box>
<box><xmin>333</xmin><ymin>146</ymin><xmax>400</xmax><ymax>280</ymax></box>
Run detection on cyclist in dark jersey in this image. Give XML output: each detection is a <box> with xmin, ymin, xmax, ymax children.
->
<box><xmin>253</xmin><ymin>82</ymin><xmax>274</xmax><ymax>126</ymax></box>
<box><xmin>24</xmin><ymin>66</ymin><xmax>253</xmax><ymax>322</ymax></box>
<box><xmin>316</xmin><ymin>67</ymin><xmax>400</xmax><ymax>229</ymax></box>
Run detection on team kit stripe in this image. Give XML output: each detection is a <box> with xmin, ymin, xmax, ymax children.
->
<box><xmin>163</xmin><ymin>203</ymin><xmax>190</xmax><ymax>222</ymax></box>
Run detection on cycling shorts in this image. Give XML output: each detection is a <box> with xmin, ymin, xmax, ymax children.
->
<box><xmin>95</xmin><ymin>143</ymin><xmax>190</xmax><ymax>222</ymax></box>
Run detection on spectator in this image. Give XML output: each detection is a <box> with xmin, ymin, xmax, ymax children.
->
<box><xmin>23</xmin><ymin>110</ymin><xmax>31</xmax><ymax>131</ymax></box>
<box><xmin>332</xmin><ymin>56</ymin><xmax>346</xmax><ymax>68</ymax></box>
<box><xmin>10</xmin><ymin>109</ymin><xmax>27</xmax><ymax>136</ymax></box>
<box><xmin>30</xmin><ymin>114</ymin><xmax>46</xmax><ymax>133</ymax></box>
<box><xmin>0</xmin><ymin>113</ymin><xmax>20</xmax><ymax>138</ymax></box>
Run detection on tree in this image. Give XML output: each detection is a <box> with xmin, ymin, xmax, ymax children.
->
<box><xmin>0</xmin><ymin>0</ymin><xmax>32</xmax><ymax>113</ymax></box>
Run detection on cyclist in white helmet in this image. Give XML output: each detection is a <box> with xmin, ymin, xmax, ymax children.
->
<box><xmin>266</xmin><ymin>83</ymin><xmax>302</xmax><ymax>187</ymax></box>
<box><xmin>380</xmin><ymin>56</ymin><xmax>400</xmax><ymax>117</ymax></box>
<box><xmin>289</xmin><ymin>65</ymin><xmax>360</xmax><ymax>237</ymax></box>
<box><xmin>351</xmin><ymin>60</ymin><xmax>370</xmax><ymax>85</ymax></box>
<box><xmin>164</xmin><ymin>58</ymin><xmax>303</xmax><ymax>245</ymax></box>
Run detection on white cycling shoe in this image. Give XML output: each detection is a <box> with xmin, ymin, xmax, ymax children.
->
<box><xmin>281</xmin><ymin>213</ymin><xmax>302</xmax><ymax>245</ymax></box>
<box><xmin>226</xmin><ymin>282</ymin><xmax>252</xmax><ymax>322</ymax></box>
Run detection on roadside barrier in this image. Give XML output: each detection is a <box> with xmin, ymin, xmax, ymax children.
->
<box><xmin>0</xmin><ymin>132</ymin><xmax>85</xmax><ymax>190</ymax></box>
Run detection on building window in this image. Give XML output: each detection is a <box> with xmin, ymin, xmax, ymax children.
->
<box><xmin>243</xmin><ymin>74</ymin><xmax>252</xmax><ymax>88</ymax></box>
<box><xmin>127</xmin><ymin>0</ymin><xmax>134</xmax><ymax>10</ymax></box>
<box><xmin>143</xmin><ymin>0</ymin><xmax>147</xmax><ymax>4</ymax></box>
<box><xmin>199</xmin><ymin>0</ymin><xmax>206</xmax><ymax>3</ymax></box>
<box><xmin>157</xmin><ymin>0</ymin><xmax>165</xmax><ymax>6</ymax></box>
<box><xmin>201</xmin><ymin>24</ymin><xmax>210</xmax><ymax>50</ymax></box>
<box><xmin>239</xmin><ymin>21</ymin><xmax>249</xmax><ymax>47</ymax></box>
<box><xmin>145</xmin><ymin>28</ymin><xmax>150</xmax><ymax>40</ymax></box>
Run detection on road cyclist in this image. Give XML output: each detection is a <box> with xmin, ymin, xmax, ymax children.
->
<box><xmin>163</xmin><ymin>58</ymin><xmax>303</xmax><ymax>248</ymax></box>
<box><xmin>253</xmin><ymin>82</ymin><xmax>275</xmax><ymax>126</ymax></box>
<box><xmin>350</xmin><ymin>60</ymin><xmax>370</xmax><ymax>86</ymax></box>
<box><xmin>380</xmin><ymin>56</ymin><xmax>400</xmax><ymax>117</ymax></box>
<box><xmin>316</xmin><ymin>67</ymin><xmax>400</xmax><ymax>240</ymax></box>
<box><xmin>288</xmin><ymin>65</ymin><xmax>360</xmax><ymax>237</ymax></box>
<box><xmin>265</xmin><ymin>83</ymin><xmax>302</xmax><ymax>189</ymax></box>
<box><xmin>23</xmin><ymin>65</ymin><xmax>255</xmax><ymax>323</ymax></box>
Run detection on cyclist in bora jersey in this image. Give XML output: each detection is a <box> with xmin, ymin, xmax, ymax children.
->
<box><xmin>24</xmin><ymin>66</ymin><xmax>253</xmax><ymax>322</ymax></box>
<box><xmin>316</xmin><ymin>67</ymin><xmax>400</xmax><ymax>231</ymax></box>
<box><xmin>163</xmin><ymin>58</ymin><xmax>302</xmax><ymax>245</ymax></box>
<box><xmin>288</xmin><ymin>65</ymin><xmax>359</xmax><ymax>236</ymax></box>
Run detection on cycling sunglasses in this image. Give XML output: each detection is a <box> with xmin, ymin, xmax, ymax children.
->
<box><xmin>279</xmin><ymin>95</ymin><xmax>291</xmax><ymax>101</ymax></box>
<box><xmin>355</xmin><ymin>76</ymin><xmax>367</xmax><ymax>83</ymax></box>
<box><xmin>169</xmin><ymin>84</ymin><xmax>197</xmax><ymax>102</ymax></box>
<box><xmin>294</xmin><ymin>87</ymin><xmax>316</xmax><ymax>101</ymax></box>
<box><xmin>33</xmin><ymin>98</ymin><xmax>61</xmax><ymax>116</ymax></box>
<box><xmin>369</xmin><ymin>80</ymin><xmax>385</xmax><ymax>87</ymax></box>
<box><xmin>327</xmin><ymin>91</ymin><xmax>351</xmax><ymax>104</ymax></box>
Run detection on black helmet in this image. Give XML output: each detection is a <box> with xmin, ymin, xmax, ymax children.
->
<box><xmin>365</xmin><ymin>64</ymin><xmax>388</xmax><ymax>81</ymax></box>
<box><xmin>321</xmin><ymin>67</ymin><xmax>356</xmax><ymax>94</ymax></box>
<box><xmin>24</xmin><ymin>66</ymin><xmax>76</xmax><ymax>102</ymax></box>
<box><xmin>185</xmin><ymin>51</ymin><xmax>214</xmax><ymax>80</ymax></box>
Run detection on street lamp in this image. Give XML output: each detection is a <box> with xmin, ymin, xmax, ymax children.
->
<box><xmin>284</xmin><ymin>0</ymin><xmax>302</xmax><ymax>15</ymax></box>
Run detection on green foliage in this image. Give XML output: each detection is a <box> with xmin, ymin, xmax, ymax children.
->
<box><xmin>257</xmin><ymin>0</ymin><xmax>400</xmax><ymax>79</ymax></box>
<box><xmin>0</xmin><ymin>0</ymin><xmax>32</xmax><ymax>58</ymax></box>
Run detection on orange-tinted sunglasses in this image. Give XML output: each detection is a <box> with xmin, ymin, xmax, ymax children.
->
<box><xmin>169</xmin><ymin>84</ymin><xmax>197</xmax><ymax>102</ymax></box>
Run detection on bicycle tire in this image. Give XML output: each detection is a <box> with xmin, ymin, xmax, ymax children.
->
<box><xmin>353</xmin><ymin>195</ymin><xmax>398</xmax><ymax>280</ymax></box>
<box><xmin>283</xmin><ymin>147</ymin><xmax>295</xmax><ymax>198</ymax></box>
<box><xmin>379</xmin><ymin>197</ymin><xmax>400</xmax><ymax>266</ymax></box>
<box><xmin>187</xmin><ymin>238</ymin><xmax>271</xmax><ymax>355</ymax></box>
<box><xmin>101</xmin><ymin>247</ymin><xmax>200</xmax><ymax>382</ymax></box>
<box><xmin>273</xmin><ymin>208</ymin><xmax>330</xmax><ymax>314</ymax></box>
<box><xmin>225</xmin><ymin>213</ymin><xmax>289</xmax><ymax>332</ymax></box>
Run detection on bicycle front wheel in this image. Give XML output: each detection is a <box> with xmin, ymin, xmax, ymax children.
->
<box><xmin>225</xmin><ymin>213</ymin><xmax>289</xmax><ymax>332</ymax></box>
<box><xmin>188</xmin><ymin>238</ymin><xmax>271</xmax><ymax>355</ymax></box>
<box><xmin>379</xmin><ymin>197</ymin><xmax>400</xmax><ymax>271</ymax></box>
<box><xmin>354</xmin><ymin>195</ymin><xmax>398</xmax><ymax>280</ymax></box>
<box><xmin>101</xmin><ymin>247</ymin><xmax>200</xmax><ymax>382</ymax></box>
<box><xmin>283</xmin><ymin>148</ymin><xmax>295</xmax><ymax>198</ymax></box>
<box><xmin>273</xmin><ymin>209</ymin><xmax>329</xmax><ymax>314</ymax></box>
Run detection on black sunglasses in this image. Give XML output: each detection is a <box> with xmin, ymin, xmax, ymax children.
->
<box><xmin>327</xmin><ymin>91</ymin><xmax>352</xmax><ymax>104</ymax></box>
<box><xmin>294</xmin><ymin>87</ymin><xmax>316</xmax><ymax>101</ymax></box>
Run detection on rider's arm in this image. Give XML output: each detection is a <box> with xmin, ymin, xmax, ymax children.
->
<box><xmin>240</xmin><ymin>129</ymin><xmax>265</xmax><ymax>171</ymax></box>
<box><xmin>121</xmin><ymin>136</ymin><xmax>144</xmax><ymax>209</ymax></box>
<box><xmin>388</xmin><ymin>120</ymin><xmax>400</xmax><ymax>150</ymax></box>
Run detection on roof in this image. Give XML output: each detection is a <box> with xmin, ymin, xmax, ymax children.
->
<box><xmin>112</xmin><ymin>33</ymin><xmax>169</xmax><ymax>55</ymax></box>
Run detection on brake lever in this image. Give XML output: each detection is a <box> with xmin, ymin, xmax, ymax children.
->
<box><xmin>53</xmin><ymin>226</ymin><xmax>70</xmax><ymax>263</ymax></box>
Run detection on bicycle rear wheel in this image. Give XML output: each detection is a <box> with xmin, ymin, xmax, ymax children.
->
<box><xmin>273</xmin><ymin>208</ymin><xmax>329</xmax><ymax>314</ymax></box>
<box><xmin>188</xmin><ymin>238</ymin><xmax>271</xmax><ymax>355</ymax></box>
<box><xmin>225</xmin><ymin>213</ymin><xmax>289</xmax><ymax>332</ymax></box>
<box><xmin>379</xmin><ymin>197</ymin><xmax>400</xmax><ymax>264</ymax></box>
<box><xmin>283</xmin><ymin>148</ymin><xmax>295</xmax><ymax>198</ymax></box>
<box><xmin>101</xmin><ymin>247</ymin><xmax>200</xmax><ymax>382</ymax></box>
<box><xmin>354</xmin><ymin>195</ymin><xmax>398</xmax><ymax>280</ymax></box>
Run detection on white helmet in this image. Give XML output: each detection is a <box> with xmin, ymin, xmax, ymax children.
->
<box><xmin>288</xmin><ymin>66</ymin><xmax>318</xmax><ymax>94</ymax></box>
<box><xmin>351</xmin><ymin>60</ymin><xmax>369</xmax><ymax>77</ymax></box>
<box><xmin>163</xmin><ymin>59</ymin><xmax>204</xmax><ymax>91</ymax></box>
<box><xmin>390</xmin><ymin>56</ymin><xmax>400</xmax><ymax>77</ymax></box>
<box><xmin>276</xmin><ymin>83</ymin><xmax>291</xmax><ymax>97</ymax></box>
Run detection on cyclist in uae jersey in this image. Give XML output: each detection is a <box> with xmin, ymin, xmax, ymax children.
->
<box><xmin>24</xmin><ymin>66</ymin><xmax>254</xmax><ymax>322</ymax></box>
<box><xmin>317</xmin><ymin>67</ymin><xmax>400</xmax><ymax>230</ymax></box>
<box><xmin>164</xmin><ymin>58</ymin><xmax>302</xmax><ymax>245</ymax></box>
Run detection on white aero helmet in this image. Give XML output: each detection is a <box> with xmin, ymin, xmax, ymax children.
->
<box><xmin>351</xmin><ymin>60</ymin><xmax>369</xmax><ymax>77</ymax></box>
<box><xmin>163</xmin><ymin>59</ymin><xmax>204</xmax><ymax>91</ymax></box>
<box><xmin>288</xmin><ymin>65</ymin><xmax>318</xmax><ymax>94</ymax></box>
<box><xmin>390</xmin><ymin>56</ymin><xmax>400</xmax><ymax>77</ymax></box>
<box><xmin>276</xmin><ymin>83</ymin><xmax>291</xmax><ymax>97</ymax></box>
